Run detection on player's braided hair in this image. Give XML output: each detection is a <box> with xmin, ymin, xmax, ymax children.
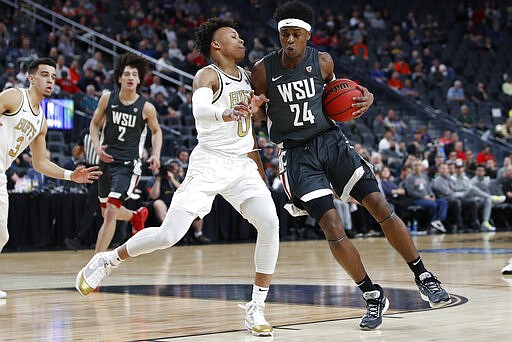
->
<box><xmin>195</xmin><ymin>18</ymin><xmax>237</xmax><ymax>59</ymax></box>
<box><xmin>273</xmin><ymin>1</ymin><xmax>314</xmax><ymax>26</ymax></box>
<box><xmin>114</xmin><ymin>53</ymin><xmax>147</xmax><ymax>92</ymax></box>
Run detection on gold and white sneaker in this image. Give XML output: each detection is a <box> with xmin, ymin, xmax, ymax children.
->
<box><xmin>238</xmin><ymin>301</ymin><xmax>273</xmax><ymax>336</ymax></box>
<box><xmin>76</xmin><ymin>252</ymin><xmax>114</xmax><ymax>296</ymax></box>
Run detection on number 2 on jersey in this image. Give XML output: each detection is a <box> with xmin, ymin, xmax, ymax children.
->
<box><xmin>291</xmin><ymin>102</ymin><xmax>315</xmax><ymax>126</ymax></box>
<box><xmin>118</xmin><ymin>126</ymin><xmax>126</xmax><ymax>141</ymax></box>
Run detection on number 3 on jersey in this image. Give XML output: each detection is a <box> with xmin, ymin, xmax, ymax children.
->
<box><xmin>291</xmin><ymin>102</ymin><xmax>315</xmax><ymax>126</ymax></box>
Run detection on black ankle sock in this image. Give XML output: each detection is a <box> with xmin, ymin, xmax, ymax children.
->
<box><xmin>408</xmin><ymin>257</ymin><xmax>427</xmax><ymax>279</ymax></box>
<box><xmin>356</xmin><ymin>274</ymin><xmax>376</xmax><ymax>293</ymax></box>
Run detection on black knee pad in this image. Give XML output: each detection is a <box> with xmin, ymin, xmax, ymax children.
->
<box><xmin>301</xmin><ymin>195</ymin><xmax>335</xmax><ymax>221</ymax></box>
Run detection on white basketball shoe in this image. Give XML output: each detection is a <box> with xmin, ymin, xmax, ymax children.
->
<box><xmin>76</xmin><ymin>252</ymin><xmax>115</xmax><ymax>295</ymax></box>
<box><xmin>239</xmin><ymin>300</ymin><xmax>273</xmax><ymax>336</ymax></box>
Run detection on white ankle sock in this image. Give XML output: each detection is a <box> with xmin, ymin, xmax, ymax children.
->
<box><xmin>252</xmin><ymin>285</ymin><xmax>269</xmax><ymax>305</ymax></box>
<box><xmin>108</xmin><ymin>249</ymin><xmax>123</xmax><ymax>266</ymax></box>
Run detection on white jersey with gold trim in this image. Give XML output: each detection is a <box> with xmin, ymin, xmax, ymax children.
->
<box><xmin>0</xmin><ymin>88</ymin><xmax>44</xmax><ymax>173</ymax></box>
<box><xmin>196</xmin><ymin>64</ymin><xmax>254</xmax><ymax>156</ymax></box>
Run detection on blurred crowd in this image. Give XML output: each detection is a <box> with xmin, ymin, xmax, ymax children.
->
<box><xmin>0</xmin><ymin>0</ymin><xmax>511</xmax><ymax>242</ymax></box>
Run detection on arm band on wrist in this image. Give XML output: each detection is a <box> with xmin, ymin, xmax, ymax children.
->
<box><xmin>64</xmin><ymin>170</ymin><xmax>73</xmax><ymax>181</ymax></box>
<box><xmin>192</xmin><ymin>87</ymin><xmax>224</xmax><ymax>122</ymax></box>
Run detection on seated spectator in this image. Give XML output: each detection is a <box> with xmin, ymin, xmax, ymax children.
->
<box><xmin>401</xmin><ymin>78</ymin><xmax>420</xmax><ymax>98</ymax></box>
<box><xmin>80</xmin><ymin>84</ymin><xmax>99</xmax><ymax>115</ymax></box>
<box><xmin>378</xmin><ymin>128</ymin><xmax>400</xmax><ymax>156</ymax></box>
<box><xmin>383</xmin><ymin>108</ymin><xmax>407</xmax><ymax>140</ymax></box>
<box><xmin>387</xmin><ymin>71</ymin><xmax>403</xmax><ymax>91</ymax></box>
<box><xmin>404</xmin><ymin>160</ymin><xmax>447</xmax><ymax>232</ymax></box>
<box><xmin>451</xmin><ymin>159</ymin><xmax>505</xmax><ymax>231</ymax></box>
<box><xmin>153</xmin><ymin>92</ymin><xmax>170</xmax><ymax>117</ymax></box>
<box><xmin>370</xmin><ymin>61</ymin><xmax>387</xmax><ymax>83</ymax></box>
<box><xmin>471</xmin><ymin>82</ymin><xmax>489</xmax><ymax>104</ymax></box>
<box><xmin>379</xmin><ymin>166</ymin><xmax>413</xmax><ymax>220</ymax></box>
<box><xmin>496</xmin><ymin>165</ymin><xmax>512</xmax><ymax>204</ymax></box>
<box><xmin>502</xmin><ymin>74</ymin><xmax>512</xmax><ymax>96</ymax></box>
<box><xmin>56</xmin><ymin>70</ymin><xmax>81</xmax><ymax>95</ymax></box>
<box><xmin>446</xmin><ymin>80</ymin><xmax>466</xmax><ymax>103</ymax></box>
<box><xmin>432</xmin><ymin>163</ymin><xmax>479</xmax><ymax>232</ymax></box>
<box><xmin>407</xmin><ymin>129</ymin><xmax>426</xmax><ymax>158</ymax></box>
<box><xmin>476</xmin><ymin>146</ymin><xmax>497</xmax><ymax>165</ymax></box>
<box><xmin>76</xmin><ymin>67</ymin><xmax>100</xmax><ymax>93</ymax></box>
<box><xmin>149</xmin><ymin>160</ymin><xmax>210</xmax><ymax>244</ymax></box>
<box><xmin>149</xmin><ymin>75</ymin><xmax>169</xmax><ymax>99</ymax></box>
<box><xmin>458</xmin><ymin>104</ymin><xmax>476</xmax><ymax>129</ymax></box>
<box><xmin>352</xmin><ymin>37</ymin><xmax>368</xmax><ymax>59</ymax></box>
<box><xmin>394</xmin><ymin>55</ymin><xmax>411</xmax><ymax>75</ymax></box>
<box><xmin>496</xmin><ymin>117</ymin><xmax>512</xmax><ymax>143</ymax></box>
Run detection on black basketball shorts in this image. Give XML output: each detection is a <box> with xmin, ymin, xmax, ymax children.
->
<box><xmin>279</xmin><ymin>128</ymin><xmax>379</xmax><ymax>206</ymax></box>
<box><xmin>98</xmin><ymin>159</ymin><xmax>142</xmax><ymax>202</ymax></box>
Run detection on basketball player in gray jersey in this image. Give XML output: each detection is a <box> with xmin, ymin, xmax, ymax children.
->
<box><xmin>251</xmin><ymin>1</ymin><xmax>450</xmax><ymax>330</ymax></box>
<box><xmin>89</xmin><ymin>53</ymin><xmax>162</xmax><ymax>253</ymax></box>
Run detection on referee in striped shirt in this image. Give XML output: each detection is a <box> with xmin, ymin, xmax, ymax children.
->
<box><xmin>65</xmin><ymin>128</ymin><xmax>102</xmax><ymax>250</ymax></box>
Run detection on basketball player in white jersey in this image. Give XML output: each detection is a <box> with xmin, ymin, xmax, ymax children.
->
<box><xmin>0</xmin><ymin>57</ymin><xmax>102</xmax><ymax>299</ymax></box>
<box><xmin>75</xmin><ymin>19</ymin><xmax>279</xmax><ymax>336</ymax></box>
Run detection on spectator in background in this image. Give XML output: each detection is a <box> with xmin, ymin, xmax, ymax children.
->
<box><xmin>167</xmin><ymin>40</ymin><xmax>186</xmax><ymax>68</ymax></box>
<box><xmin>149</xmin><ymin>75</ymin><xmax>169</xmax><ymax>99</ymax></box>
<box><xmin>379</xmin><ymin>165</ymin><xmax>412</xmax><ymax>220</ymax></box>
<box><xmin>0</xmin><ymin>62</ymin><xmax>16</xmax><ymax>87</ymax></box>
<box><xmin>476</xmin><ymin>146</ymin><xmax>497</xmax><ymax>165</ymax></box>
<box><xmin>458</xmin><ymin>104</ymin><xmax>476</xmax><ymax>129</ymax></box>
<box><xmin>153</xmin><ymin>92</ymin><xmax>171</xmax><ymax>117</ymax></box>
<box><xmin>497</xmin><ymin>117</ymin><xmax>512</xmax><ymax>143</ymax></box>
<box><xmin>80</xmin><ymin>84</ymin><xmax>99</xmax><ymax>114</ymax></box>
<box><xmin>394</xmin><ymin>55</ymin><xmax>411</xmax><ymax>75</ymax></box>
<box><xmin>55</xmin><ymin>55</ymin><xmax>70</xmax><ymax>80</ymax></box>
<box><xmin>432</xmin><ymin>163</ymin><xmax>479</xmax><ymax>232</ymax></box>
<box><xmin>76</xmin><ymin>67</ymin><xmax>100</xmax><ymax>93</ymax></box>
<box><xmin>68</xmin><ymin>59</ymin><xmax>81</xmax><ymax>84</ymax></box>
<box><xmin>401</xmin><ymin>79</ymin><xmax>420</xmax><ymax>98</ymax></box>
<box><xmin>370</xmin><ymin>61</ymin><xmax>387</xmax><ymax>83</ymax></box>
<box><xmin>404</xmin><ymin>160</ymin><xmax>447</xmax><ymax>233</ymax></box>
<box><xmin>56</xmin><ymin>70</ymin><xmax>81</xmax><ymax>95</ymax></box>
<box><xmin>497</xmin><ymin>165</ymin><xmax>512</xmax><ymax>204</ymax></box>
<box><xmin>387</xmin><ymin>71</ymin><xmax>403</xmax><ymax>91</ymax></box>
<box><xmin>451</xmin><ymin>159</ymin><xmax>504</xmax><ymax>232</ymax></box>
<box><xmin>169</xmin><ymin>85</ymin><xmax>188</xmax><ymax>110</ymax></box>
<box><xmin>260</xmin><ymin>143</ymin><xmax>276</xmax><ymax>171</ymax></box>
<box><xmin>446</xmin><ymin>80</ymin><xmax>465</xmax><ymax>103</ymax></box>
<box><xmin>82</xmin><ymin>51</ymin><xmax>103</xmax><ymax>73</ymax></box>
<box><xmin>471</xmin><ymin>82</ymin><xmax>489</xmax><ymax>104</ymax></box>
<box><xmin>383</xmin><ymin>108</ymin><xmax>407</xmax><ymax>141</ymax></box>
<box><xmin>501</xmin><ymin>74</ymin><xmax>512</xmax><ymax>108</ymax></box>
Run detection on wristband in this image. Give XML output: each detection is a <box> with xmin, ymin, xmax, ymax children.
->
<box><xmin>64</xmin><ymin>170</ymin><xmax>73</xmax><ymax>181</ymax></box>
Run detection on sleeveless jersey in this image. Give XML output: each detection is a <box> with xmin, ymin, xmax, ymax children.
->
<box><xmin>263</xmin><ymin>46</ymin><xmax>333</xmax><ymax>146</ymax></box>
<box><xmin>196</xmin><ymin>64</ymin><xmax>254</xmax><ymax>156</ymax></box>
<box><xmin>100</xmin><ymin>89</ymin><xmax>147</xmax><ymax>161</ymax></box>
<box><xmin>0</xmin><ymin>88</ymin><xmax>44</xmax><ymax>172</ymax></box>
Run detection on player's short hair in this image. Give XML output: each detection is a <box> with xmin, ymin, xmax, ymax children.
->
<box><xmin>273</xmin><ymin>1</ymin><xmax>314</xmax><ymax>27</ymax></box>
<box><xmin>114</xmin><ymin>53</ymin><xmax>147</xmax><ymax>91</ymax></box>
<box><xmin>195</xmin><ymin>18</ymin><xmax>237</xmax><ymax>59</ymax></box>
<box><xmin>28</xmin><ymin>57</ymin><xmax>56</xmax><ymax>75</ymax></box>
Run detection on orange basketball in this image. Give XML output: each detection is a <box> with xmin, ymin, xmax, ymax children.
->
<box><xmin>322</xmin><ymin>78</ymin><xmax>363</xmax><ymax>122</ymax></box>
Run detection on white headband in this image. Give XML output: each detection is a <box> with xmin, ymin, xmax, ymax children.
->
<box><xmin>277</xmin><ymin>18</ymin><xmax>311</xmax><ymax>32</ymax></box>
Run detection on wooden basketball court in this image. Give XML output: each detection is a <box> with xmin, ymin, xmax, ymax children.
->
<box><xmin>1</xmin><ymin>232</ymin><xmax>511</xmax><ymax>341</ymax></box>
